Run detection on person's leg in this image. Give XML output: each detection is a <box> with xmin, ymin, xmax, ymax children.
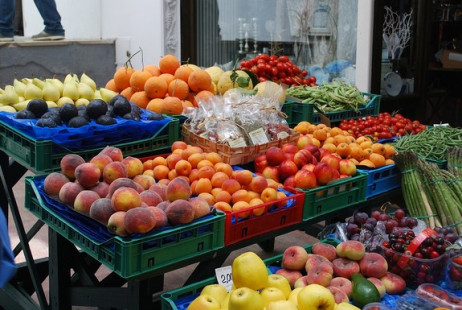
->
<box><xmin>33</xmin><ymin>0</ymin><xmax>64</xmax><ymax>35</ymax></box>
<box><xmin>0</xmin><ymin>0</ymin><xmax>15</xmax><ymax>38</ymax></box>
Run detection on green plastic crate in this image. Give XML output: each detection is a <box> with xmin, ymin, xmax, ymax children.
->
<box><xmin>288</xmin><ymin>92</ymin><xmax>381</xmax><ymax>125</ymax></box>
<box><xmin>24</xmin><ymin>175</ymin><xmax>225</xmax><ymax>279</ymax></box>
<box><xmin>168</xmin><ymin>114</ymin><xmax>187</xmax><ymax>140</ymax></box>
<box><xmin>160</xmin><ymin>239</ymin><xmax>339</xmax><ymax>310</ymax></box>
<box><xmin>300</xmin><ymin>171</ymin><xmax>368</xmax><ymax>221</ymax></box>
<box><xmin>0</xmin><ymin>118</ymin><xmax>178</xmax><ymax>173</ymax></box>
<box><xmin>281</xmin><ymin>101</ymin><xmax>294</xmax><ymax>125</ymax></box>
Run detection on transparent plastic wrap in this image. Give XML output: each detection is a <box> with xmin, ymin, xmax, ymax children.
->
<box><xmin>416</xmin><ymin>283</ymin><xmax>462</xmax><ymax>309</ymax></box>
<box><xmin>216</xmin><ymin>101</ymin><xmax>248</xmax><ymax>147</ymax></box>
<box><xmin>260</xmin><ymin>98</ymin><xmax>292</xmax><ymax>141</ymax></box>
<box><xmin>233</xmin><ymin>98</ymin><xmax>270</xmax><ymax>146</ymax></box>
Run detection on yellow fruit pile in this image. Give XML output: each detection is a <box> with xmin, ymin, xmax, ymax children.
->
<box><xmin>294</xmin><ymin>121</ymin><xmax>396</xmax><ymax>168</ymax></box>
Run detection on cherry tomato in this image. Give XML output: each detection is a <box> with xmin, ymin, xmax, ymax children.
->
<box><xmin>279</xmin><ymin>55</ymin><xmax>289</xmax><ymax>63</ymax></box>
<box><xmin>307</xmin><ymin>76</ymin><xmax>316</xmax><ymax>84</ymax></box>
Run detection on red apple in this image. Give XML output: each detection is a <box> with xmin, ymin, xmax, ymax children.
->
<box><xmin>321</xmin><ymin>154</ymin><xmax>341</xmax><ymax>171</ymax></box>
<box><xmin>283</xmin><ymin>176</ymin><xmax>295</xmax><ymax>188</ymax></box>
<box><xmin>281</xmin><ymin>142</ymin><xmax>299</xmax><ymax>154</ymax></box>
<box><xmin>254</xmin><ymin>154</ymin><xmax>268</xmax><ymax>173</ymax></box>
<box><xmin>296</xmin><ymin>135</ymin><xmax>313</xmax><ymax>150</ymax></box>
<box><xmin>278</xmin><ymin>160</ymin><xmax>298</xmax><ymax>181</ymax></box>
<box><xmin>302</xmin><ymin>163</ymin><xmax>316</xmax><ymax>172</ymax></box>
<box><xmin>313</xmin><ymin>162</ymin><xmax>338</xmax><ymax>185</ymax></box>
<box><xmin>319</xmin><ymin>148</ymin><xmax>331</xmax><ymax>159</ymax></box>
<box><xmin>293</xmin><ymin>169</ymin><xmax>317</xmax><ymax>189</ymax></box>
<box><xmin>284</xmin><ymin>152</ymin><xmax>295</xmax><ymax>161</ymax></box>
<box><xmin>266</xmin><ymin>146</ymin><xmax>285</xmax><ymax>166</ymax></box>
<box><xmin>262</xmin><ymin>166</ymin><xmax>280</xmax><ymax>182</ymax></box>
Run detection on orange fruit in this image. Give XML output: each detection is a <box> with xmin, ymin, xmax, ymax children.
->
<box><xmin>385</xmin><ymin>159</ymin><xmax>395</xmax><ymax>165</ymax></box>
<box><xmin>129</xmin><ymin>69</ymin><xmax>152</xmax><ymax>92</ymax></box>
<box><xmin>182</xmin><ymin>100</ymin><xmax>193</xmax><ymax>109</ymax></box>
<box><xmin>159</xmin><ymin>73</ymin><xmax>175</xmax><ymax>85</ymax></box>
<box><xmin>195</xmin><ymin>90</ymin><xmax>214</xmax><ymax>104</ymax></box>
<box><xmin>371</xmin><ymin>143</ymin><xmax>386</xmax><ymax>156</ymax></box>
<box><xmin>324</xmin><ymin>137</ymin><xmax>335</xmax><ymax>145</ymax></box>
<box><xmin>369</xmin><ymin>153</ymin><xmax>386</xmax><ymax>168</ymax></box>
<box><xmin>383</xmin><ymin>144</ymin><xmax>396</xmax><ymax>159</ymax></box>
<box><xmin>336</xmin><ymin>143</ymin><xmax>351</xmax><ymax>158</ymax></box>
<box><xmin>130</xmin><ymin>91</ymin><xmax>150</xmax><ymax>109</ymax></box>
<box><xmin>313</xmin><ymin>129</ymin><xmax>327</xmax><ymax>141</ymax></box>
<box><xmin>333</xmin><ymin>135</ymin><xmax>349</xmax><ymax>146</ymax></box>
<box><xmin>167</xmin><ymin>78</ymin><xmax>189</xmax><ymax>100</ymax></box>
<box><xmin>174</xmin><ymin>66</ymin><xmax>193</xmax><ymax>83</ymax></box>
<box><xmin>144</xmin><ymin>76</ymin><xmax>168</xmax><ymax>99</ymax></box>
<box><xmin>329</xmin><ymin>127</ymin><xmax>344</xmax><ymax>137</ymax></box>
<box><xmin>143</xmin><ymin>64</ymin><xmax>161</xmax><ymax>77</ymax></box>
<box><xmin>120</xmin><ymin>86</ymin><xmax>135</xmax><ymax>100</ymax></box>
<box><xmin>162</xmin><ymin>96</ymin><xmax>183</xmax><ymax>115</ymax></box>
<box><xmin>159</xmin><ymin>54</ymin><xmax>180</xmax><ymax>75</ymax></box>
<box><xmin>356</xmin><ymin>136</ymin><xmax>372</xmax><ymax>144</ymax></box>
<box><xmin>105</xmin><ymin>79</ymin><xmax>119</xmax><ymax>92</ymax></box>
<box><xmin>358</xmin><ymin>159</ymin><xmax>375</xmax><ymax>168</ymax></box>
<box><xmin>146</xmin><ymin>98</ymin><xmax>164</xmax><ymax>113</ymax></box>
<box><xmin>321</xmin><ymin>143</ymin><xmax>336</xmax><ymax>154</ymax></box>
<box><xmin>214</xmin><ymin>201</ymin><xmax>232</xmax><ymax>213</ymax></box>
<box><xmin>360</xmin><ymin>141</ymin><xmax>373</xmax><ymax>150</ymax></box>
<box><xmin>188</xmin><ymin>70</ymin><xmax>213</xmax><ymax>93</ymax></box>
<box><xmin>113</xmin><ymin>66</ymin><xmax>134</xmax><ymax>90</ymax></box>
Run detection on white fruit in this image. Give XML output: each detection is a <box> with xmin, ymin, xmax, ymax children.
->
<box><xmin>14</xmin><ymin>79</ymin><xmax>27</xmax><ymax>97</ymax></box>
<box><xmin>78</xmin><ymin>82</ymin><xmax>95</xmax><ymax>100</ymax></box>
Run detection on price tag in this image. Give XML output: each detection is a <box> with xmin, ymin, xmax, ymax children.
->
<box><xmin>215</xmin><ymin>266</ymin><xmax>233</xmax><ymax>292</ymax></box>
<box><xmin>228</xmin><ymin>137</ymin><xmax>247</xmax><ymax>148</ymax></box>
<box><xmin>277</xmin><ymin>131</ymin><xmax>289</xmax><ymax>140</ymax></box>
<box><xmin>249</xmin><ymin>128</ymin><xmax>269</xmax><ymax>145</ymax></box>
<box><xmin>199</xmin><ymin>132</ymin><xmax>209</xmax><ymax>139</ymax></box>
<box><xmin>433</xmin><ymin>123</ymin><xmax>450</xmax><ymax>127</ymax></box>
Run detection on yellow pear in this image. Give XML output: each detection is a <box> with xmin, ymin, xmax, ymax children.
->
<box><xmin>260</xmin><ymin>287</ymin><xmax>286</xmax><ymax>308</ymax></box>
<box><xmin>63</xmin><ymin>73</ymin><xmax>77</xmax><ymax>84</ymax></box>
<box><xmin>78</xmin><ymin>82</ymin><xmax>95</xmax><ymax>100</ymax></box>
<box><xmin>47</xmin><ymin>79</ymin><xmax>64</xmax><ymax>96</ymax></box>
<box><xmin>46</xmin><ymin>101</ymin><xmax>58</xmax><ymax>108</ymax></box>
<box><xmin>267</xmin><ymin>300</ymin><xmax>298</xmax><ymax>310</ymax></box>
<box><xmin>93</xmin><ymin>90</ymin><xmax>102</xmax><ymax>99</ymax></box>
<box><xmin>14</xmin><ymin>78</ymin><xmax>27</xmax><ymax>97</ymax></box>
<box><xmin>43</xmin><ymin>80</ymin><xmax>61</xmax><ymax>102</ymax></box>
<box><xmin>2</xmin><ymin>85</ymin><xmax>19</xmax><ymax>104</ymax></box>
<box><xmin>21</xmin><ymin>78</ymin><xmax>32</xmax><ymax>85</ymax></box>
<box><xmin>13</xmin><ymin>100</ymin><xmax>29</xmax><ymax>111</ymax></box>
<box><xmin>201</xmin><ymin>284</ymin><xmax>228</xmax><ymax>305</ymax></box>
<box><xmin>99</xmin><ymin>87</ymin><xmax>118</xmax><ymax>102</ymax></box>
<box><xmin>80</xmin><ymin>73</ymin><xmax>97</xmax><ymax>91</ymax></box>
<box><xmin>0</xmin><ymin>88</ymin><xmax>3</xmax><ymax>94</ymax></box>
<box><xmin>24</xmin><ymin>83</ymin><xmax>43</xmax><ymax>100</ymax></box>
<box><xmin>266</xmin><ymin>274</ymin><xmax>291</xmax><ymax>299</ymax></box>
<box><xmin>0</xmin><ymin>105</ymin><xmax>17</xmax><ymax>112</ymax></box>
<box><xmin>73</xmin><ymin>74</ymin><xmax>80</xmax><ymax>83</ymax></box>
<box><xmin>57</xmin><ymin>96</ymin><xmax>74</xmax><ymax>107</ymax></box>
<box><xmin>62</xmin><ymin>81</ymin><xmax>79</xmax><ymax>101</ymax></box>
<box><xmin>187</xmin><ymin>294</ymin><xmax>220</xmax><ymax>310</ymax></box>
<box><xmin>75</xmin><ymin>98</ymin><xmax>90</xmax><ymax>107</ymax></box>
<box><xmin>228</xmin><ymin>287</ymin><xmax>264</xmax><ymax>310</ymax></box>
<box><xmin>232</xmin><ymin>252</ymin><xmax>268</xmax><ymax>291</ymax></box>
<box><xmin>32</xmin><ymin>78</ymin><xmax>45</xmax><ymax>89</ymax></box>
<box><xmin>205</xmin><ymin>66</ymin><xmax>224</xmax><ymax>85</ymax></box>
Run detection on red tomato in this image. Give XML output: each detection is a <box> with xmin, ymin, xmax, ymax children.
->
<box><xmin>307</xmin><ymin>76</ymin><xmax>316</xmax><ymax>84</ymax></box>
<box><xmin>301</xmin><ymin>70</ymin><xmax>308</xmax><ymax>77</ymax></box>
<box><xmin>279</xmin><ymin>55</ymin><xmax>289</xmax><ymax>63</ymax></box>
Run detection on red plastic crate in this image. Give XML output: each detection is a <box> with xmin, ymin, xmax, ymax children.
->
<box><xmin>224</xmin><ymin>187</ymin><xmax>304</xmax><ymax>245</ymax></box>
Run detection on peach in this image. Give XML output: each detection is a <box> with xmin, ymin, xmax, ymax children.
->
<box><xmin>197</xmin><ymin>166</ymin><xmax>215</xmax><ymax>179</ymax></box>
<box><xmin>329</xmin><ymin>277</ymin><xmax>353</xmax><ymax>298</ymax></box>
<box><xmin>58</xmin><ymin>182</ymin><xmax>84</xmax><ymax>206</ymax></box>
<box><xmin>99</xmin><ymin>146</ymin><xmax>123</xmax><ymax>162</ymax></box>
<box><xmin>132</xmin><ymin>174</ymin><xmax>155</xmax><ymax>190</ymax></box>
<box><xmin>294</xmin><ymin>275</ymin><xmax>309</xmax><ymax>288</ymax></box>
<box><xmin>135</xmin><ymin>182</ymin><xmax>144</xmax><ymax>193</ymax></box>
<box><xmin>231</xmin><ymin>189</ymin><xmax>250</xmax><ymax>204</ymax></box>
<box><xmin>74</xmin><ymin>190</ymin><xmax>100</xmax><ymax>214</ymax></box>
<box><xmin>90</xmin><ymin>181</ymin><xmax>109</xmax><ymax>198</ymax></box>
<box><xmin>332</xmin><ymin>258</ymin><xmax>360</xmax><ymax>279</ymax></box>
<box><xmin>380</xmin><ymin>272</ymin><xmax>406</xmax><ymax>295</ymax></box>
<box><xmin>107</xmin><ymin>211</ymin><xmax>128</xmax><ymax>236</ymax></box>
<box><xmin>146</xmin><ymin>206</ymin><xmax>168</xmax><ymax>229</ymax></box>
<box><xmin>111</xmin><ymin>187</ymin><xmax>142</xmax><ymax>211</ymax></box>
<box><xmin>312</xmin><ymin>242</ymin><xmax>337</xmax><ymax>262</ymax></box>
<box><xmin>232</xmin><ymin>201</ymin><xmax>251</xmax><ymax>219</ymax></box>
<box><xmin>60</xmin><ymin>154</ymin><xmax>85</xmax><ymax>179</ymax></box>
<box><xmin>140</xmin><ymin>190</ymin><xmax>163</xmax><ymax>207</ymax></box>
<box><xmin>158</xmin><ymin>179</ymin><xmax>170</xmax><ymax>186</ymax></box>
<box><xmin>152</xmin><ymin>156</ymin><xmax>167</xmax><ymax>167</ymax></box>
<box><xmin>194</xmin><ymin>178</ymin><xmax>212</xmax><ymax>195</ymax></box>
<box><xmin>74</xmin><ymin>163</ymin><xmax>101</xmax><ymax>189</ymax></box>
<box><xmin>296</xmin><ymin>135</ymin><xmax>313</xmax><ymax>150</ymax></box>
<box><xmin>148</xmin><ymin>184</ymin><xmax>167</xmax><ymax>200</ymax></box>
<box><xmin>305</xmin><ymin>254</ymin><xmax>333</xmax><ymax>275</ymax></box>
<box><xmin>181</xmin><ymin>146</ymin><xmax>202</xmax><ymax>160</ymax></box>
<box><xmin>187</xmin><ymin>153</ymin><xmax>205</xmax><ymax>168</ymax></box>
<box><xmin>189</xmin><ymin>197</ymin><xmax>211</xmax><ymax>219</ymax></box>
<box><xmin>262</xmin><ymin>166</ymin><xmax>279</xmax><ymax>182</ymax></box>
<box><xmin>197</xmin><ymin>159</ymin><xmax>213</xmax><ymax>169</ymax></box>
<box><xmin>221</xmin><ymin>179</ymin><xmax>241</xmax><ymax>195</ymax></box>
<box><xmin>282</xmin><ymin>245</ymin><xmax>309</xmax><ymax>270</ymax></box>
<box><xmin>43</xmin><ymin>172</ymin><xmax>70</xmax><ymax>195</ymax></box>
<box><xmin>336</xmin><ymin>240</ymin><xmax>365</xmax><ymax>261</ymax></box>
<box><xmin>205</xmin><ymin>152</ymin><xmax>222</xmax><ymax>165</ymax></box>
<box><xmin>261</xmin><ymin>187</ymin><xmax>277</xmax><ymax>203</ymax></box>
<box><xmin>249</xmin><ymin>198</ymin><xmax>265</xmax><ymax>216</ymax></box>
<box><xmin>166</xmin><ymin>153</ymin><xmax>182</xmax><ymax>170</ymax></box>
<box><xmin>167</xmin><ymin>168</ymin><xmax>178</xmax><ymax>180</ymax></box>
<box><xmin>328</xmin><ymin>286</ymin><xmax>349</xmax><ymax>304</ymax></box>
<box><xmin>321</xmin><ymin>154</ymin><xmax>341</xmax><ymax>171</ymax></box>
<box><xmin>90</xmin><ymin>154</ymin><xmax>113</xmax><ymax>175</ymax></box>
<box><xmin>198</xmin><ymin>192</ymin><xmax>215</xmax><ymax>205</ymax></box>
<box><xmin>214</xmin><ymin>162</ymin><xmax>232</xmax><ymax>177</ymax></box>
<box><xmin>214</xmin><ymin>201</ymin><xmax>232</xmax><ymax>213</ymax></box>
<box><xmin>107</xmin><ymin>177</ymin><xmax>138</xmax><ymax>197</ymax></box>
<box><xmin>248</xmin><ymin>176</ymin><xmax>268</xmax><ymax>194</ymax></box>
<box><xmin>275</xmin><ymin>268</ymin><xmax>303</xmax><ymax>288</ymax></box>
<box><xmin>166</xmin><ymin>177</ymin><xmax>191</xmax><ymax>201</ymax></box>
<box><xmin>156</xmin><ymin>201</ymin><xmax>170</xmax><ymax>212</ymax></box>
<box><xmin>175</xmin><ymin>159</ymin><xmax>192</xmax><ymax>176</ymax></box>
<box><xmin>359</xmin><ymin>252</ymin><xmax>388</xmax><ymax>278</ymax></box>
<box><xmin>304</xmin><ymin>263</ymin><xmax>334</xmax><ymax>287</ymax></box>
<box><xmin>165</xmin><ymin>199</ymin><xmax>195</xmax><ymax>225</ymax></box>
<box><xmin>367</xmin><ymin>277</ymin><xmax>386</xmax><ymax>298</ymax></box>
<box><xmin>215</xmin><ymin>190</ymin><xmax>231</xmax><ymax>204</ymax></box>
<box><xmin>103</xmin><ymin>161</ymin><xmax>128</xmax><ymax>184</ymax></box>
<box><xmin>211</xmin><ymin>187</ymin><xmax>223</xmax><ymax>197</ymax></box>
<box><xmin>89</xmin><ymin>198</ymin><xmax>115</xmax><ymax>225</ymax></box>
<box><xmin>281</xmin><ymin>142</ymin><xmax>299</xmax><ymax>154</ymax></box>
<box><xmin>171</xmin><ymin>141</ymin><xmax>188</xmax><ymax>151</ymax></box>
<box><xmin>124</xmin><ymin>207</ymin><xmax>156</xmax><ymax>234</ymax></box>
<box><xmin>189</xmin><ymin>168</ymin><xmax>200</xmax><ymax>182</ymax></box>
<box><xmin>211</xmin><ymin>172</ymin><xmax>229</xmax><ymax>188</ymax></box>
<box><xmin>339</xmin><ymin>159</ymin><xmax>357</xmax><ymax>176</ymax></box>
<box><xmin>122</xmin><ymin>156</ymin><xmax>144</xmax><ymax>178</ymax></box>
<box><xmin>233</xmin><ymin>169</ymin><xmax>253</xmax><ymax>186</ymax></box>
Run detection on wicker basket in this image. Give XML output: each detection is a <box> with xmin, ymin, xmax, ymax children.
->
<box><xmin>182</xmin><ymin>123</ymin><xmax>300</xmax><ymax>165</ymax></box>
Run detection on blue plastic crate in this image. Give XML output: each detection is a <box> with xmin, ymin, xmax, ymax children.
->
<box><xmin>358</xmin><ymin>164</ymin><xmax>401</xmax><ymax>199</ymax></box>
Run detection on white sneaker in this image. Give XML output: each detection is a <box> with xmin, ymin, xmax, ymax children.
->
<box><xmin>32</xmin><ymin>31</ymin><xmax>64</xmax><ymax>41</ymax></box>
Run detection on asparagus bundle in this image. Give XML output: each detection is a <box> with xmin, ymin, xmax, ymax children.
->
<box><xmin>448</xmin><ymin>147</ymin><xmax>462</xmax><ymax>178</ymax></box>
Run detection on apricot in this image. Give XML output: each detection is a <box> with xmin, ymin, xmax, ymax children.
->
<box><xmin>221</xmin><ymin>179</ymin><xmax>241</xmax><ymax>195</ymax></box>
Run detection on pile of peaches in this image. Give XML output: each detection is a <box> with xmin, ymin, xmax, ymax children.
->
<box><xmin>140</xmin><ymin>141</ymin><xmax>291</xmax><ymax>218</ymax></box>
<box><xmin>293</xmin><ymin>121</ymin><xmax>396</xmax><ymax>169</ymax></box>
<box><xmin>276</xmin><ymin>240</ymin><xmax>406</xmax><ymax>304</ymax></box>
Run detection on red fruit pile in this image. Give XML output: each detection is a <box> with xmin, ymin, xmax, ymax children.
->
<box><xmin>339</xmin><ymin>112</ymin><xmax>427</xmax><ymax>140</ymax></box>
<box><xmin>238</xmin><ymin>54</ymin><xmax>317</xmax><ymax>86</ymax></box>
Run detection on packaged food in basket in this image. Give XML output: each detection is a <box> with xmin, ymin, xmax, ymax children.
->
<box><xmin>416</xmin><ymin>283</ymin><xmax>462</xmax><ymax>309</ymax></box>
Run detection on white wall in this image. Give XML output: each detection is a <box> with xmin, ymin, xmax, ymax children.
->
<box><xmin>22</xmin><ymin>0</ymin><xmax>165</xmax><ymax>70</ymax></box>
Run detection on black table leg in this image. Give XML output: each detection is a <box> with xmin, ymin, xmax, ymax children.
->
<box><xmin>48</xmin><ymin>228</ymin><xmax>71</xmax><ymax>310</ymax></box>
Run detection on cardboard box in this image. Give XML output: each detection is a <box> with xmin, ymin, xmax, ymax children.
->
<box><xmin>441</xmin><ymin>49</ymin><xmax>462</xmax><ymax>69</ymax></box>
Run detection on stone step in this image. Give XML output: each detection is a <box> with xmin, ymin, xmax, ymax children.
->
<box><xmin>0</xmin><ymin>38</ymin><xmax>116</xmax><ymax>89</ymax></box>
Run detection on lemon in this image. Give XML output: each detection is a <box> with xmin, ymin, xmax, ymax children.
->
<box><xmin>253</xmin><ymin>81</ymin><xmax>286</xmax><ymax>104</ymax></box>
<box><xmin>232</xmin><ymin>252</ymin><xmax>268</xmax><ymax>291</ymax></box>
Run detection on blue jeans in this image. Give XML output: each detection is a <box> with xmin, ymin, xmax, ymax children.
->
<box><xmin>0</xmin><ymin>0</ymin><xmax>64</xmax><ymax>37</ymax></box>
